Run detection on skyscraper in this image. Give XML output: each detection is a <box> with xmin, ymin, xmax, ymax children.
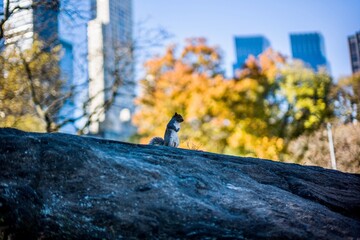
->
<box><xmin>0</xmin><ymin>1</ymin><xmax>4</xmax><ymax>48</ymax></box>
<box><xmin>0</xmin><ymin>1</ymin><xmax>3</xmax><ymax>21</ymax></box>
<box><xmin>348</xmin><ymin>31</ymin><xmax>360</xmax><ymax>73</ymax></box>
<box><xmin>233</xmin><ymin>35</ymin><xmax>270</xmax><ymax>75</ymax></box>
<box><xmin>4</xmin><ymin>0</ymin><xmax>59</xmax><ymax>49</ymax></box>
<box><xmin>290</xmin><ymin>32</ymin><xmax>328</xmax><ymax>71</ymax></box>
<box><xmin>88</xmin><ymin>0</ymin><xmax>135</xmax><ymax>140</ymax></box>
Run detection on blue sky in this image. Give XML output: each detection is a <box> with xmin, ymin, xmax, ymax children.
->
<box><xmin>134</xmin><ymin>0</ymin><xmax>360</xmax><ymax>79</ymax></box>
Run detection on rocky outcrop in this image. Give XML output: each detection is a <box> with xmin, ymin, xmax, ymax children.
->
<box><xmin>0</xmin><ymin>128</ymin><xmax>359</xmax><ymax>239</ymax></box>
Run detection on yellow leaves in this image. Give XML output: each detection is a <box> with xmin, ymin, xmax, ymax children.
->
<box><xmin>253</xmin><ymin>136</ymin><xmax>284</xmax><ymax>160</ymax></box>
<box><xmin>304</xmin><ymin>115</ymin><xmax>318</xmax><ymax>129</ymax></box>
<box><xmin>0</xmin><ymin>114</ymin><xmax>46</xmax><ymax>132</ymax></box>
<box><xmin>228</xmin><ymin>124</ymin><xmax>284</xmax><ymax>160</ymax></box>
<box><xmin>182</xmin><ymin>38</ymin><xmax>220</xmax><ymax>59</ymax></box>
<box><xmin>0</xmin><ymin>38</ymin><xmax>63</xmax><ymax>132</ymax></box>
<box><xmin>235</xmin><ymin>78</ymin><xmax>257</xmax><ymax>92</ymax></box>
<box><xmin>337</xmin><ymin>73</ymin><xmax>360</xmax><ymax>121</ymax></box>
<box><xmin>258</xmin><ymin>48</ymin><xmax>283</xmax><ymax>81</ymax></box>
<box><xmin>144</xmin><ymin>46</ymin><xmax>177</xmax><ymax>76</ymax></box>
<box><xmin>210</xmin><ymin>52</ymin><xmax>219</xmax><ymax>62</ymax></box>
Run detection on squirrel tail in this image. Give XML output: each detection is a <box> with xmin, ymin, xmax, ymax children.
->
<box><xmin>149</xmin><ymin>137</ymin><xmax>165</xmax><ymax>145</ymax></box>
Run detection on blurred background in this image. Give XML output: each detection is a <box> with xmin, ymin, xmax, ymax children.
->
<box><xmin>0</xmin><ymin>0</ymin><xmax>359</xmax><ymax>173</ymax></box>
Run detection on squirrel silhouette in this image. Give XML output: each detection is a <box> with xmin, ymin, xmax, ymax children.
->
<box><xmin>149</xmin><ymin>112</ymin><xmax>184</xmax><ymax>147</ymax></box>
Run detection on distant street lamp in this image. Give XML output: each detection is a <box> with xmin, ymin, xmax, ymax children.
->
<box><xmin>119</xmin><ymin>108</ymin><xmax>131</xmax><ymax>122</ymax></box>
<box><xmin>326</xmin><ymin>123</ymin><xmax>337</xmax><ymax>170</ymax></box>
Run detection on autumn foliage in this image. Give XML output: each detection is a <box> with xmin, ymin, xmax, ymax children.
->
<box><xmin>134</xmin><ymin>38</ymin><xmax>334</xmax><ymax>160</ymax></box>
<box><xmin>0</xmin><ymin>40</ymin><xmax>62</xmax><ymax>132</ymax></box>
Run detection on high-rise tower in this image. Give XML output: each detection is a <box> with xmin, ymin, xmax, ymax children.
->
<box><xmin>88</xmin><ymin>0</ymin><xmax>135</xmax><ymax>140</ymax></box>
<box><xmin>290</xmin><ymin>32</ymin><xmax>328</xmax><ymax>71</ymax></box>
<box><xmin>233</xmin><ymin>35</ymin><xmax>270</xmax><ymax>76</ymax></box>
<box><xmin>348</xmin><ymin>31</ymin><xmax>360</xmax><ymax>73</ymax></box>
<box><xmin>0</xmin><ymin>1</ymin><xmax>3</xmax><ymax>48</ymax></box>
<box><xmin>4</xmin><ymin>0</ymin><xmax>59</xmax><ymax>49</ymax></box>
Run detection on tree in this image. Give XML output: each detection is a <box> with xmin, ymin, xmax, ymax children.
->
<box><xmin>0</xmin><ymin>39</ymin><xmax>63</xmax><ymax>132</ymax></box>
<box><xmin>134</xmin><ymin>38</ymin><xmax>229</xmax><ymax>151</ymax></box>
<box><xmin>0</xmin><ymin>0</ymin><xmax>96</xmax><ymax>133</ymax></box>
<box><xmin>277</xmin><ymin>62</ymin><xmax>333</xmax><ymax>145</ymax></box>
<box><xmin>0</xmin><ymin>36</ymin><xmax>137</xmax><ymax>134</ymax></box>
<box><xmin>134</xmin><ymin>39</ymin><xmax>334</xmax><ymax>160</ymax></box>
<box><xmin>335</xmin><ymin>72</ymin><xmax>360</xmax><ymax>122</ymax></box>
<box><xmin>230</xmin><ymin>58</ymin><xmax>333</xmax><ymax>159</ymax></box>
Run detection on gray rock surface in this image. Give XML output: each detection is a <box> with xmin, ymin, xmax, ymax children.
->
<box><xmin>0</xmin><ymin>128</ymin><xmax>359</xmax><ymax>239</ymax></box>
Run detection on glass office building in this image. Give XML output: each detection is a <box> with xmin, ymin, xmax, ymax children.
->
<box><xmin>0</xmin><ymin>1</ymin><xmax>3</xmax><ymax>48</ymax></box>
<box><xmin>290</xmin><ymin>32</ymin><xmax>328</xmax><ymax>71</ymax></box>
<box><xmin>233</xmin><ymin>35</ymin><xmax>270</xmax><ymax>75</ymax></box>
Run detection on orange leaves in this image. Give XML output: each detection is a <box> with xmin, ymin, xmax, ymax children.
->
<box><xmin>144</xmin><ymin>45</ymin><xmax>176</xmax><ymax>75</ymax></box>
<box><xmin>180</xmin><ymin>38</ymin><xmax>222</xmax><ymax>76</ymax></box>
<box><xmin>259</xmin><ymin>48</ymin><xmax>285</xmax><ymax>81</ymax></box>
<box><xmin>182</xmin><ymin>38</ymin><xmax>220</xmax><ymax>59</ymax></box>
<box><xmin>236</xmin><ymin>48</ymin><xmax>283</xmax><ymax>82</ymax></box>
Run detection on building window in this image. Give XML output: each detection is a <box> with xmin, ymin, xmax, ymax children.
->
<box><xmin>352</xmin><ymin>55</ymin><xmax>358</xmax><ymax>62</ymax></box>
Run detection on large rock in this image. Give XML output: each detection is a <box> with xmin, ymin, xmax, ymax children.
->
<box><xmin>0</xmin><ymin>128</ymin><xmax>359</xmax><ymax>239</ymax></box>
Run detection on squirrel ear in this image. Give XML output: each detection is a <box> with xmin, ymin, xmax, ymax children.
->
<box><xmin>175</xmin><ymin>112</ymin><xmax>178</xmax><ymax>116</ymax></box>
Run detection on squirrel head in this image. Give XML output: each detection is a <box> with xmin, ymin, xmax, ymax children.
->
<box><xmin>173</xmin><ymin>112</ymin><xmax>184</xmax><ymax>123</ymax></box>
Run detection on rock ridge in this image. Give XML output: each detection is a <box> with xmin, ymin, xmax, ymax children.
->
<box><xmin>0</xmin><ymin>128</ymin><xmax>359</xmax><ymax>239</ymax></box>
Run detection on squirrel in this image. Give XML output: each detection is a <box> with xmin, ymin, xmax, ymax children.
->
<box><xmin>149</xmin><ymin>112</ymin><xmax>184</xmax><ymax>147</ymax></box>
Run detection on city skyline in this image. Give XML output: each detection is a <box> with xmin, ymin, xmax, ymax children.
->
<box><xmin>134</xmin><ymin>0</ymin><xmax>360</xmax><ymax>80</ymax></box>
